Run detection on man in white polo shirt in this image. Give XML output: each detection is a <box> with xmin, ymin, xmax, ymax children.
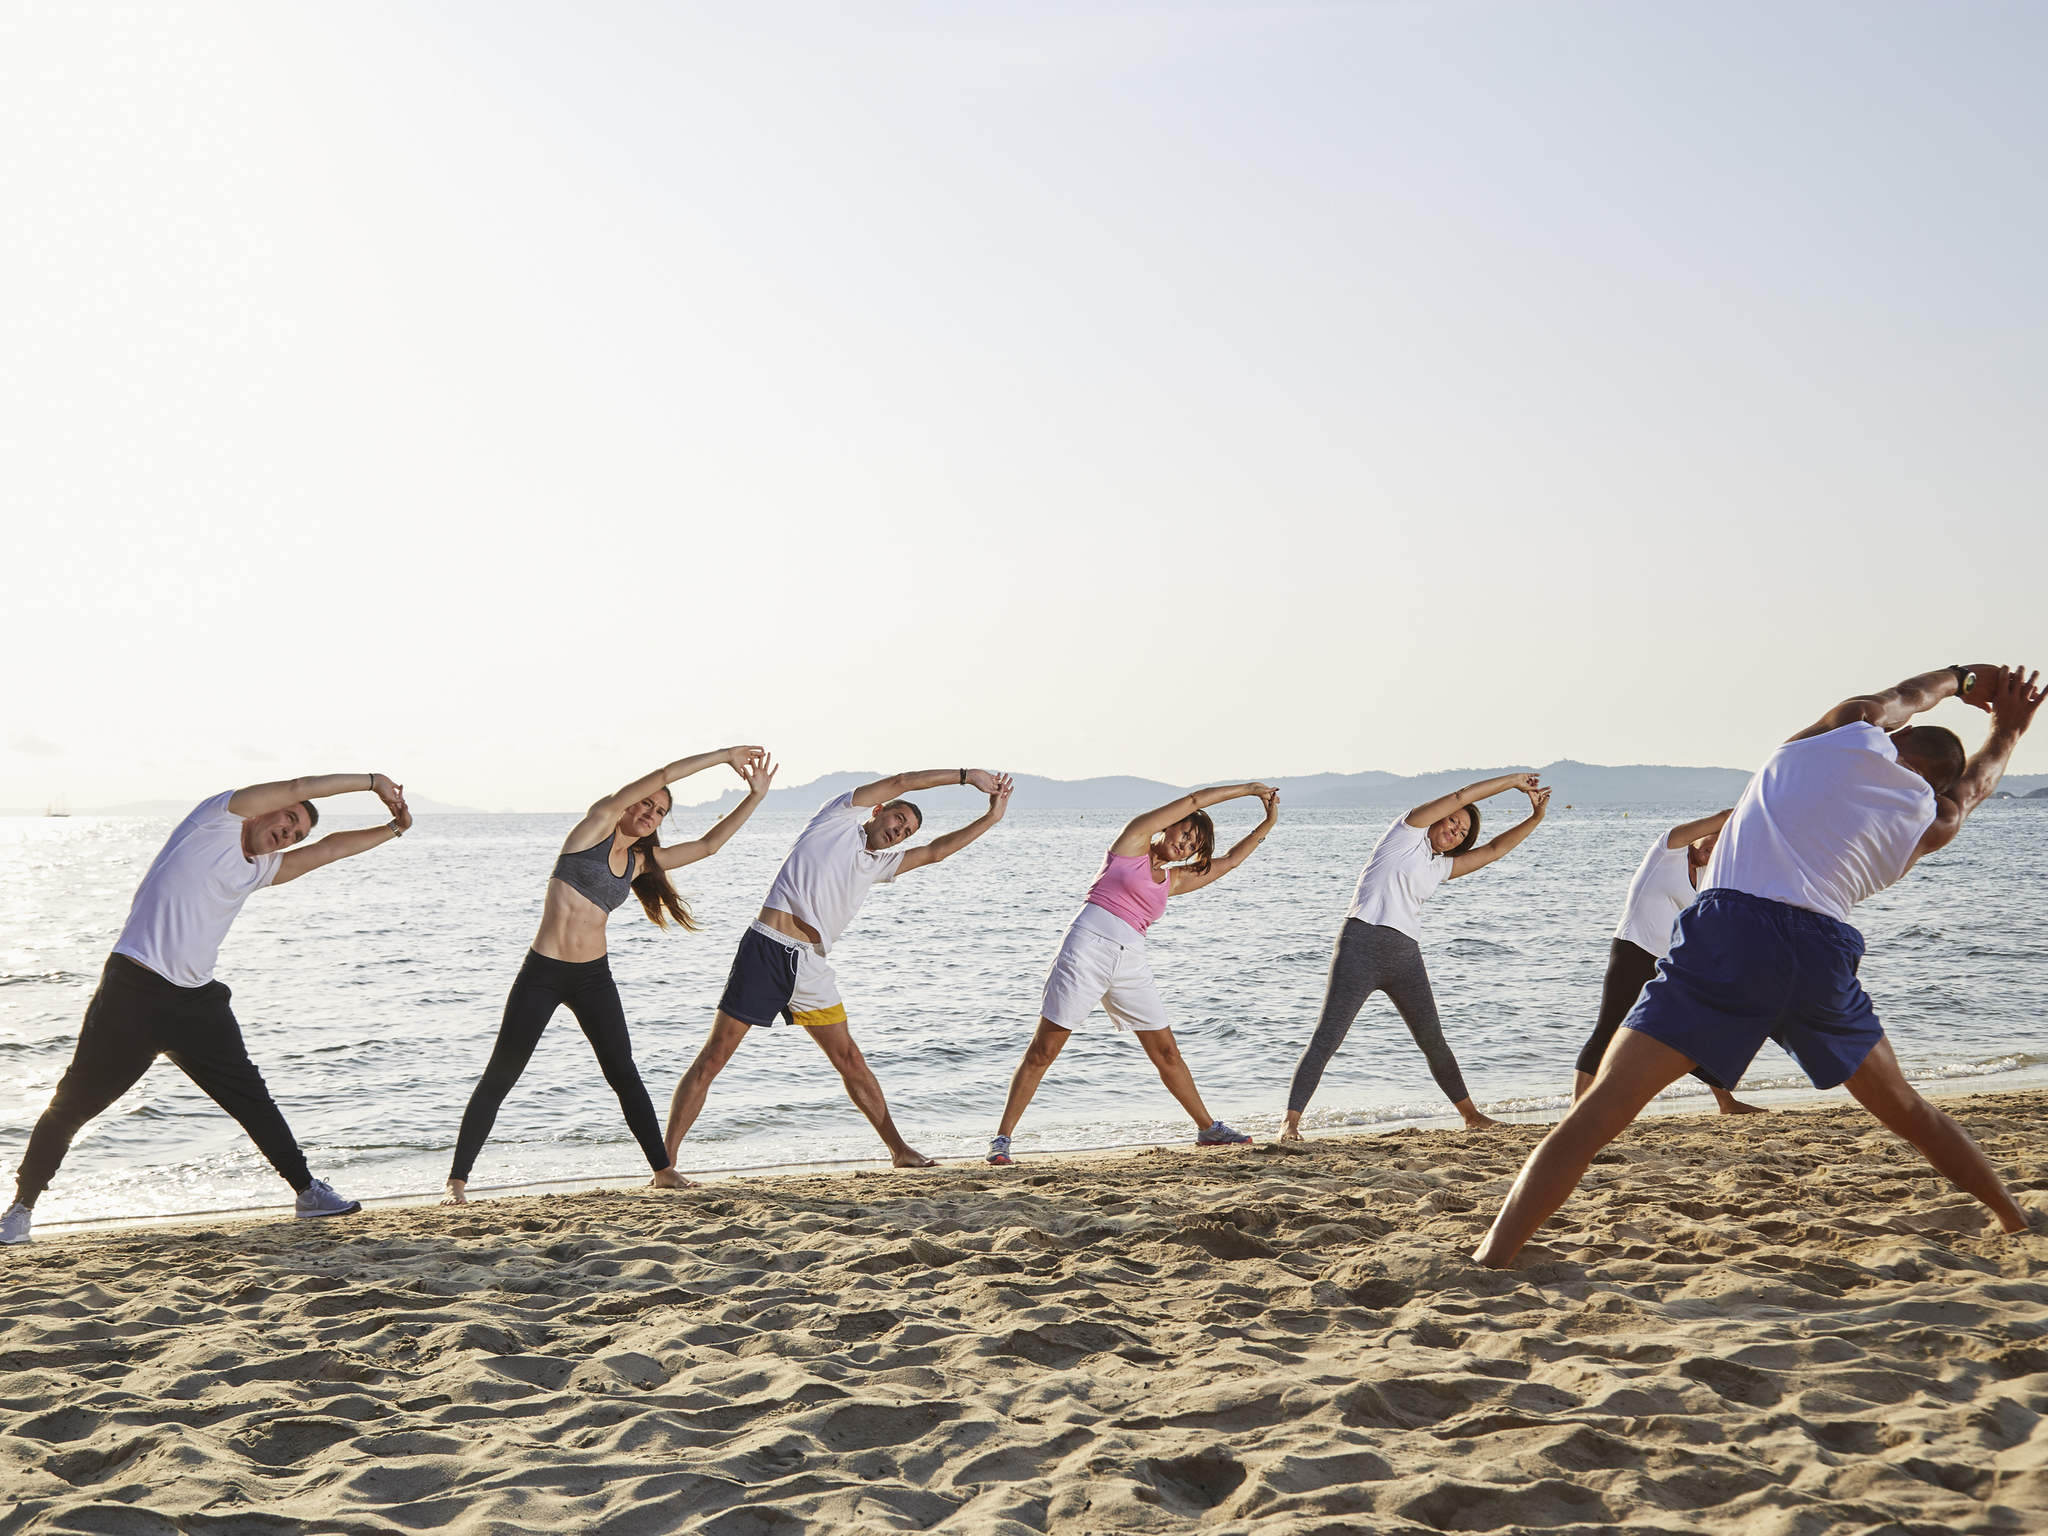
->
<box><xmin>1476</xmin><ymin>663</ymin><xmax>2042</xmax><ymax>1267</ymax></box>
<box><xmin>659</xmin><ymin>767</ymin><xmax>1013</xmax><ymax>1175</ymax></box>
<box><xmin>1</xmin><ymin>772</ymin><xmax>413</xmax><ymax>1245</ymax></box>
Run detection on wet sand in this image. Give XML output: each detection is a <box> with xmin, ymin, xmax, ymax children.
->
<box><xmin>4</xmin><ymin>1090</ymin><xmax>2045</xmax><ymax>1534</ymax></box>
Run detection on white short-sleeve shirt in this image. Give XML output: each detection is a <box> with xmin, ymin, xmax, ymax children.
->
<box><xmin>1705</xmin><ymin>722</ymin><xmax>1937</xmax><ymax>924</ymax></box>
<box><xmin>1614</xmin><ymin>829</ymin><xmax>1696</xmax><ymax>959</ymax></box>
<box><xmin>761</xmin><ymin>793</ymin><xmax>908</xmax><ymax>954</ymax></box>
<box><xmin>112</xmin><ymin>791</ymin><xmax>281</xmax><ymax>987</ymax></box>
<box><xmin>1345</xmin><ymin>816</ymin><xmax>1452</xmax><ymax>941</ymax></box>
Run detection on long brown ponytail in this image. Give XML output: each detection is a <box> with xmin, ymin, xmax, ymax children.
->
<box><xmin>631</xmin><ymin>833</ymin><xmax>697</xmax><ymax>931</ymax></box>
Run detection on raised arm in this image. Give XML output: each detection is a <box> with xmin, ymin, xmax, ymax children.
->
<box><xmin>562</xmin><ymin>745</ymin><xmax>763</xmax><ymax>851</ymax></box>
<box><xmin>230</xmin><ymin>772</ymin><xmax>407</xmax><ymax>821</ymax></box>
<box><xmin>1449</xmin><ymin>785</ymin><xmax>1551</xmax><ymax>878</ymax></box>
<box><xmin>274</xmin><ymin>803</ymin><xmax>414</xmax><ymax>887</ymax></box>
<box><xmin>1907</xmin><ymin>665</ymin><xmax>2041</xmax><ymax>870</ymax></box>
<box><xmin>1405</xmin><ymin>772</ymin><xmax>1540</xmax><ymax>830</ymax></box>
<box><xmin>851</xmin><ymin>767</ymin><xmax>1004</xmax><ymax>808</ymax></box>
<box><xmin>1666</xmin><ymin>808</ymin><xmax>1733</xmax><ymax>849</ymax></box>
<box><xmin>1791</xmin><ymin>664</ymin><xmax>2003</xmax><ymax>743</ymax></box>
<box><xmin>1111</xmin><ymin>783</ymin><xmax>1270</xmax><ymax>856</ymax></box>
<box><xmin>654</xmin><ymin>756</ymin><xmax>778</xmax><ymax>870</ymax></box>
<box><xmin>1172</xmin><ymin>787</ymin><xmax>1280</xmax><ymax>895</ymax></box>
<box><xmin>897</xmin><ymin>776</ymin><xmax>1014</xmax><ymax>874</ymax></box>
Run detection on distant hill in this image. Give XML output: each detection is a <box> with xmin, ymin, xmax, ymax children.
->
<box><xmin>680</xmin><ymin>761</ymin><xmax>1766</xmax><ymax>816</ymax></box>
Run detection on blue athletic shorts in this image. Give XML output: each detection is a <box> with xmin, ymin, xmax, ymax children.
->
<box><xmin>1621</xmin><ymin>888</ymin><xmax>1883</xmax><ymax>1091</ymax></box>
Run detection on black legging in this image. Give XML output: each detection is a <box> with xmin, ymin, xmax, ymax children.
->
<box><xmin>1288</xmin><ymin>919</ymin><xmax>1470</xmax><ymax>1113</ymax></box>
<box><xmin>16</xmin><ymin>954</ymin><xmax>313</xmax><ymax>1206</ymax></box>
<box><xmin>1575</xmin><ymin>937</ymin><xmax>1718</xmax><ymax>1087</ymax></box>
<box><xmin>449</xmin><ymin>950</ymin><xmax>669</xmax><ymax>1183</ymax></box>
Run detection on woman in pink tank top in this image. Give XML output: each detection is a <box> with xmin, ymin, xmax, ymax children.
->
<box><xmin>986</xmin><ymin>782</ymin><xmax>1282</xmax><ymax>1165</ymax></box>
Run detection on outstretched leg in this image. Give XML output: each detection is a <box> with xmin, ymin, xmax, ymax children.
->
<box><xmin>1135</xmin><ymin>1027</ymin><xmax>1217</xmax><ymax>1131</ymax></box>
<box><xmin>804</xmin><ymin>1021</ymin><xmax>931</xmax><ymax>1167</ymax></box>
<box><xmin>1379</xmin><ymin>943</ymin><xmax>1498</xmax><ymax>1130</ymax></box>
<box><xmin>1844</xmin><ymin>1036</ymin><xmax>2027</xmax><ymax>1233</ymax></box>
<box><xmin>445</xmin><ymin>974</ymin><xmax>557</xmax><ymax>1202</ymax></box>
<box><xmin>167</xmin><ymin>1000</ymin><xmax>314</xmax><ymax>1195</ymax></box>
<box><xmin>995</xmin><ymin>1020</ymin><xmax>1071</xmax><ymax>1139</ymax></box>
<box><xmin>562</xmin><ymin>970</ymin><xmax>683</xmax><ymax>1188</ymax></box>
<box><xmin>1473</xmin><ymin>1028</ymin><xmax>1694</xmax><ymax>1267</ymax></box>
<box><xmin>1283</xmin><ymin>919</ymin><xmax>1382</xmax><ymax>1141</ymax></box>
<box><xmin>14</xmin><ymin>980</ymin><xmax>159</xmax><ymax>1209</ymax></box>
<box><xmin>660</xmin><ymin>1011</ymin><xmax>752</xmax><ymax>1169</ymax></box>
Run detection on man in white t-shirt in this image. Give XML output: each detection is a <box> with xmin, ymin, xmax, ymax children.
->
<box><xmin>1</xmin><ymin>773</ymin><xmax>413</xmax><ymax>1245</ymax></box>
<box><xmin>1477</xmin><ymin>664</ymin><xmax>2042</xmax><ymax>1268</ymax></box>
<box><xmin>658</xmin><ymin>768</ymin><xmax>1014</xmax><ymax>1175</ymax></box>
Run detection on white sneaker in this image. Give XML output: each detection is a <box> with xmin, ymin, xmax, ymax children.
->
<box><xmin>0</xmin><ymin>1201</ymin><xmax>31</xmax><ymax>1245</ymax></box>
<box><xmin>294</xmin><ymin>1179</ymin><xmax>362</xmax><ymax>1220</ymax></box>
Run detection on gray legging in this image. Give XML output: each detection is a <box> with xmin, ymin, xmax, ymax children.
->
<box><xmin>1287</xmin><ymin>918</ymin><xmax>1469</xmax><ymax>1113</ymax></box>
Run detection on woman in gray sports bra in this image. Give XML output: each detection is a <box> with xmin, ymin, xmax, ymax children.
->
<box><xmin>445</xmin><ymin>745</ymin><xmax>776</xmax><ymax>1203</ymax></box>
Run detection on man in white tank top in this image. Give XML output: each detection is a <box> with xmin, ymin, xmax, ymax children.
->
<box><xmin>1476</xmin><ymin>663</ymin><xmax>2042</xmax><ymax>1268</ymax></box>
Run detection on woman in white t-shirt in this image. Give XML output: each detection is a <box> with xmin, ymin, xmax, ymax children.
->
<box><xmin>1281</xmin><ymin>772</ymin><xmax>1551</xmax><ymax>1140</ymax></box>
<box><xmin>1572</xmin><ymin>810</ymin><xmax>1760</xmax><ymax>1113</ymax></box>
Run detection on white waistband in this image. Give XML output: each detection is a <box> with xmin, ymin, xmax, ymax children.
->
<box><xmin>750</xmin><ymin>918</ymin><xmax>824</xmax><ymax>956</ymax></box>
<box><xmin>1072</xmin><ymin>902</ymin><xmax>1144</xmax><ymax>947</ymax></box>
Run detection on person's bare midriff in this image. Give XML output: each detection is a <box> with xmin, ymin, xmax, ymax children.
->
<box><xmin>756</xmin><ymin>906</ymin><xmax>821</xmax><ymax>946</ymax></box>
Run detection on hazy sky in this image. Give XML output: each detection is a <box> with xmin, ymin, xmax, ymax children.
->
<box><xmin>4</xmin><ymin>2</ymin><xmax>2043</xmax><ymax>810</ymax></box>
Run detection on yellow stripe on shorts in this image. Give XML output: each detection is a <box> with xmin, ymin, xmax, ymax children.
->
<box><xmin>791</xmin><ymin>1003</ymin><xmax>848</xmax><ymax>1029</ymax></box>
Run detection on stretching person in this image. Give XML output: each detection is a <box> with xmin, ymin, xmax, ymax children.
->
<box><xmin>443</xmin><ymin>746</ymin><xmax>773</xmax><ymax>1205</ymax></box>
<box><xmin>1476</xmin><ymin>664</ymin><xmax>2042</xmax><ymax>1268</ymax></box>
<box><xmin>1282</xmin><ymin>773</ymin><xmax>1552</xmax><ymax>1140</ymax></box>
<box><xmin>1</xmin><ymin>774</ymin><xmax>413</xmax><ymax>1245</ymax></box>
<box><xmin>660</xmin><ymin>768</ymin><xmax>1015</xmax><ymax>1176</ymax></box>
<box><xmin>1574</xmin><ymin>811</ymin><xmax>1762</xmax><ymax>1114</ymax></box>
<box><xmin>987</xmin><ymin>784</ymin><xmax>1280</xmax><ymax>1165</ymax></box>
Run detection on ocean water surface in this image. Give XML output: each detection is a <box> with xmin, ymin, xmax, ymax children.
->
<box><xmin>2</xmin><ymin>800</ymin><xmax>2043</xmax><ymax>1228</ymax></box>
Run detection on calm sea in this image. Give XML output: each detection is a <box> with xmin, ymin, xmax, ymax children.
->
<box><xmin>3</xmin><ymin>801</ymin><xmax>2043</xmax><ymax>1227</ymax></box>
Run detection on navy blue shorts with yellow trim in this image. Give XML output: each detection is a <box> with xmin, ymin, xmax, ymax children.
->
<box><xmin>716</xmin><ymin>924</ymin><xmax>848</xmax><ymax>1029</ymax></box>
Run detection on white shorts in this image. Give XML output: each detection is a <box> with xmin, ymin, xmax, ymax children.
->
<box><xmin>1040</xmin><ymin>904</ymin><xmax>1171</xmax><ymax>1033</ymax></box>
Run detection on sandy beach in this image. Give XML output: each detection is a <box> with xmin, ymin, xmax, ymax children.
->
<box><xmin>4</xmin><ymin>1091</ymin><xmax>2045</xmax><ymax>1535</ymax></box>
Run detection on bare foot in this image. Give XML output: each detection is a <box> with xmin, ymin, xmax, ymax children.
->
<box><xmin>892</xmin><ymin>1149</ymin><xmax>939</xmax><ymax>1169</ymax></box>
<box><xmin>1277</xmin><ymin>1126</ymin><xmax>1305</xmax><ymax>1144</ymax></box>
<box><xmin>1714</xmin><ymin>1094</ymin><xmax>1766</xmax><ymax>1115</ymax></box>
<box><xmin>648</xmin><ymin>1167</ymin><xmax>696</xmax><ymax>1190</ymax></box>
<box><xmin>440</xmin><ymin>1180</ymin><xmax>468</xmax><ymax>1207</ymax></box>
<box><xmin>1461</xmin><ymin>1112</ymin><xmax>1508</xmax><ymax>1131</ymax></box>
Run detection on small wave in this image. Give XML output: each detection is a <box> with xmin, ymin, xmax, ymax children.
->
<box><xmin>1443</xmin><ymin>938</ymin><xmax>1519</xmax><ymax>956</ymax></box>
<box><xmin>1294</xmin><ymin>1100</ymin><xmax>1473</xmax><ymax>1131</ymax></box>
<box><xmin>1714</xmin><ymin>1053</ymin><xmax>2036</xmax><ymax>1095</ymax></box>
<box><xmin>1908</xmin><ymin>1053</ymin><xmax>2035</xmax><ymax>1080</ymax></box>
<box><xmin>0</xmin><ymin>970</ymin><xmax>86</xmax><ymax>988</ymax></box>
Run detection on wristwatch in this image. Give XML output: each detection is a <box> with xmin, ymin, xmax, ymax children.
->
<box><xmin>1950</xmin><ymin>664</ymin><xmax>1976</xmax><ymax>695</ymax></box>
